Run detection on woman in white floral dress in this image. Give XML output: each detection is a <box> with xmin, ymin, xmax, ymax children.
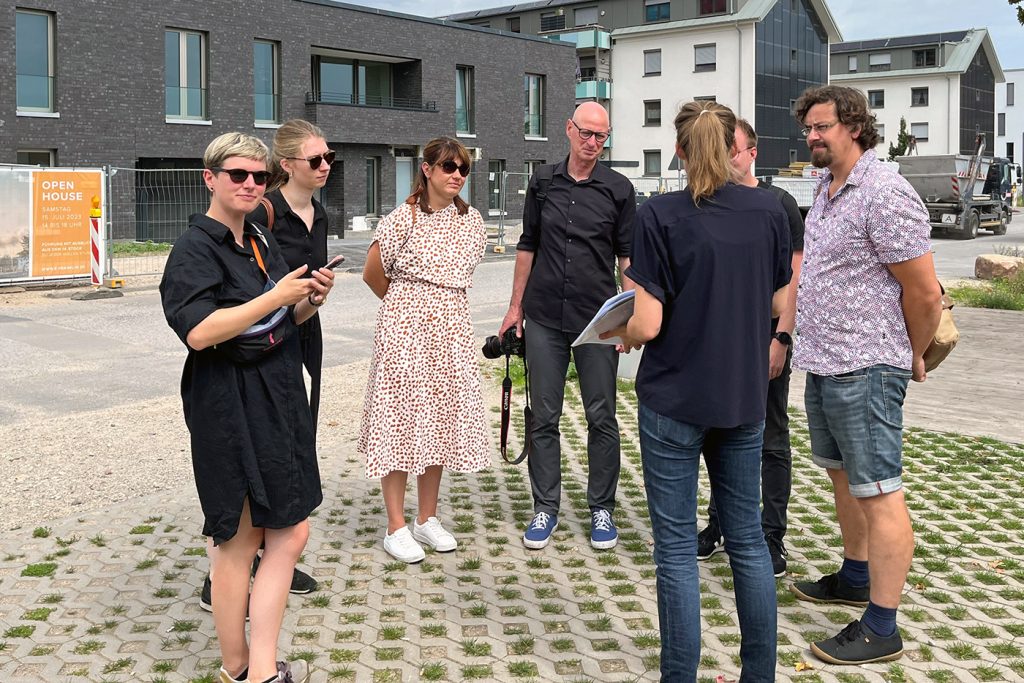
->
<box><xmin>360</xmin><ymin>137</ymin><xmax>490</xmax><ymax>563</ymax></box>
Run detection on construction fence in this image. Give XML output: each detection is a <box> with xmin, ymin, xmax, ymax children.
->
<box><xmin>1</xmin><ymin>164</ymin><xmax>693</xmax><ymax>285</ymax></box>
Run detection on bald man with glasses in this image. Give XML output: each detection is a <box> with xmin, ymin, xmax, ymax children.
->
<box><xmin>499</xmin><ymin>102</ymin><xmax>636</xmax><ymax>552</ymax></box>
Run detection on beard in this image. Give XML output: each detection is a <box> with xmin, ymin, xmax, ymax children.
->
<box><xmin>809</xmin><ymin>144</ymin><xmax>832</xmax><ymax>169</ymax></box>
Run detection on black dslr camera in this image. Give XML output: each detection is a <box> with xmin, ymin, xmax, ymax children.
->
<box><xmin>482</xmin><ymin>327</ymin><xmax>526</xmax><ymax>359</ymax></box>
<box><xmin>484</xmin><ymin>327</ymin><xmax>531</xmax><ymax>465</ymax></box>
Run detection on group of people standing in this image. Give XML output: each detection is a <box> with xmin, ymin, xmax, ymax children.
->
<box><xmin>160</xmin><ymin>83</ymin><xmax>941</xmax><ymax>683</ymax></box>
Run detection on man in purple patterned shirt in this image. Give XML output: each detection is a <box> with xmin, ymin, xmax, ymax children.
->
<box><xmin>788</xmin><ymin>86</ymin><xmax>942</xmax><ymax>666</ymax></box>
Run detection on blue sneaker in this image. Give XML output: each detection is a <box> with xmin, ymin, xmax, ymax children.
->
<box><xmin>523</xmin><ymin>512</ymin><xmax>558</xmax><ymax>549</ymax></box>
<box><xmin>590</xmin><ymin>509</ymin><xmax>618</xmax><ymax>549</ymax></box>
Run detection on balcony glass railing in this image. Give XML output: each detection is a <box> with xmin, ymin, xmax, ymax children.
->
<box><xmin>16</xmin><ymin>74</ymin><xmax>55</xmax><ymax>112</ymax></box>
<box><xmin>165</xmin><ymin>86</ymin><xmax>207</xmax><ymax>119</ymax></box>
<box><xmin>307</xmin><ymin>91</ymin><xmax>437</xmax><ymax>111</ymax></box>
<box><xmin>254</xmin><ymin>93</ymin><xmax>282</xmax><ymax>124</ymax></box>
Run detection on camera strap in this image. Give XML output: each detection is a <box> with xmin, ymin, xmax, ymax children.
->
<box><xmin>500</xmin><ymin>353</ymin><xmax>532</xmax><ymax>465</ymax></box>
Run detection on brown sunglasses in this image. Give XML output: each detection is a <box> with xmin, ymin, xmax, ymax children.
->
<box><xmin>437</xmin><ymin>159</ymin><xmax>471</xmax><ymax>177</ymax></box>
<box><xmin>285</xmin><ymin>151</ymin><xmax>336</xmax><ymax>169</ymax></box>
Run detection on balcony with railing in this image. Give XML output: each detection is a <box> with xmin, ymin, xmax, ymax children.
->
<box><xmin>306</xmin><ymin>90</ymin><xmax>437</xmax><ymax>111</ymax></box>
<box><xmin>575</xmin><ymin>79</ymin><xmax>611</xmax><ymax>100</ymax></box>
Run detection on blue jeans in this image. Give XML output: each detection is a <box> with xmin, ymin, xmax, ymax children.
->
<box><xmin>639</xmin><ymin>403</ymin><xmax>777</xmax><ymax>682</ymax></box>
<box><xmin>804</xmin><ymin>365</ymin><xmax>910</xmax><ymax>498</ymax></box>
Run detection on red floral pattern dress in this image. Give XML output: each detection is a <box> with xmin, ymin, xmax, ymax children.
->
<box><xmin>358</xmin><ymin>201</ymin><xmax>490</xmax><ymax>478</ymax></box>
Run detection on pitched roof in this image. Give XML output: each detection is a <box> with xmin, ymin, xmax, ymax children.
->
<box><xmin>831</xmin><ymin>28</ymin><xmax>1005</xmax><ymax>82</ymax></box>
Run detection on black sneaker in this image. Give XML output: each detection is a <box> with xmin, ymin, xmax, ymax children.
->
<box><xmin>696</xmin><ymin>524</ymin><xmax>725</xmax><ymax>560</ymax></box>
<box><xmin>791</xmin><ymin>572</ymin><xmax>870</xmax><ymax>607</ymax></box>
<box><xmin>765</xmin><ymin>532</ymin><xmax>787</xmax><ymax>578</ymax></box>
<box><xmin>252</xmin><ymin>555</ymin><xmax>319</xmax><ymax>594</ymax></box>
<box><xmin>811</xmin><ymin>619</ymin><xmax>903</xmax><ymax>665</ymax></box>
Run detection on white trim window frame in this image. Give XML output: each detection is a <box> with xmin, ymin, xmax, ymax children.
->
<box><xmin>16</xmin><ymin>9</ymin><xmax>56</xmax><ymax>113</ymax></box>
<box><xmin>166</xmin><ymin>28</ymin><xmax>208</xmax><ymax>121</ymax></box>
<box><xmin>253</xmin><ymin>39</ymin><xmax>280</xmax><ymax>124</ymax></box>
<box><xmin>524</xmin><ymin>73</ymin><xmax>545</xmax><ymax>138</ymax></box>
<box><xmin>695</xmin><ymin>44</ymin><xmax>717</xmax><ymax>73</ymax></box>
<box><xmin>456</xmin><ymin>65</ymin><xmax>475</xmax><ymax>135</ymax></box>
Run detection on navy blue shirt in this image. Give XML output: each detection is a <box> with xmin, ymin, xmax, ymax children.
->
<box><xmin>626</xmin><ymin>183</ymin><xmax>792</xmax><ymax>428</ymax></box>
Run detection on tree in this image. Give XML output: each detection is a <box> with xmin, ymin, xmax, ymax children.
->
<box><xmin>1012</xmin><ymin>0</ymin><xmax>1024</xmax><ymax>25</ymax></box>
<box><xmin>888</xmin><ymin>117</ymin><xmax>911</xmax><ymax>160</ymax></box>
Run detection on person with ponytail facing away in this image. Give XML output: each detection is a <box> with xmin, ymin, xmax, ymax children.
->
<box><xmin>160</xmin><ymin>132</ymin><xmax>333</xmax><ymax>683</ymax></box>
<box><xmin>359</xmin><ymin>137</ymin><xmax>490</xmax><ymax>564</ymax></box>
<box><xmin>606</xmin><ymin>101</ymin><xmax>792</xmax><ymax>681</ymax></box>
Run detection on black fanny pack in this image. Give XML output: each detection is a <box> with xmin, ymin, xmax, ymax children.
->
<box><xmin>214</xmin><ymin>232</ymin><xmax>292</xmax><ymax>364</ymax></box>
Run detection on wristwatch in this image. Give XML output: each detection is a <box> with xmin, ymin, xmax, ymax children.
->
<box><xmin>773</xmin><ymin>331</ymin><xmax>793</xmax><ymax>346</ymax></box>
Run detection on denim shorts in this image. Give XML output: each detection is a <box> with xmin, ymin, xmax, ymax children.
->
<box><xmin>804</xmin><ymin>364</ymin><xmax>911</xmax><ymax>498</ymax></box>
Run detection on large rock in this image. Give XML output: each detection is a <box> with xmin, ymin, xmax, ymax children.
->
<box><xmin>975</xmin><ymin>254</ymin><xmax>1024</xmax><ymax>280</ymax></box>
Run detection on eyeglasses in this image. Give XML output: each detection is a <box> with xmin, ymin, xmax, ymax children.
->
<box><xmin>570</xmin><ymin>119</ymin><xmax>610</xmax><ymax>143</ymax></box>
<box><xmin>285</xmin><ymin>151</ymin><xmax>336</xmax><ymax>169</ymax></box>
<box><xmin>210</xmin><ymin>167</ymin><xmax>270</xmax><ymax>185</ymax></box>
<box><xmin>801</xmin><ymin>121</ymin><xmax>840</xmax><ymax>137</ymax></box>
<box><xmin>437</xmin><ymin>159</ymin><xmax>471</xmax><ymax>177</ymax></box>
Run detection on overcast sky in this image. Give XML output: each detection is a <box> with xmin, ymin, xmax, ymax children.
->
<box><xmin>352</xmin><ymin>0</ymin><xmax>1024</xmax><ymax>70</ymax></box>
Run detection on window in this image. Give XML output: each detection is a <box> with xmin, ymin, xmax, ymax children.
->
<box><xmin>1008</xmin><ymin>82</ymin><xmax>1015</xmax><ymax>106</ymax></box>
<box><xmin>694</xmin><ymin>95</ymin><xmax>717</xmax><ymax>102</ymax></box>
<box><xmin>16</xmin><ymin>150</ymin><xmax>55</xmax><ymax>166</ymax></box>
<box><xmin>253</xmin><ymin>40</ymin><xmax>279</xmax><ymax>123</ymax></box>
<box><xmin>645</xmin><ymin>0</ymin><xmax>670</xmax><ymax>22</ymax></box>
<box><xmin>644</xmin><ymin>100</ymin><xmax>661</xmax><ymax>126</ymax></box>
<box><xmin>16</xmin><ymin>10</ymin><xmax>55</xmax><ymax>112</ymax></box>
<box><xmin>848</xmin><ymin>56</ymin><xmax>857</xmax><ymax>72</ymax></box>
<box><xmin>315</xmin><ymin>56</ymin><xmax>393</xmax><ymax>107</ymax></box>
<box><xmin>913</xmin><ymin>48</ymin><xmax>937</xmax><ymax>68</ymax></box>
<box><xmin>695</xmin><ymin>44</ymin><xmax>717</xmax><ymax>72</ymax></box>
<box><xmin>699</xmin><ymin>0</ymin><xmax>727</xmax><ymax>15</ymax></box>
<box><xmin>575</xmin><ymin>6</ymin><xmax>598</xmax><ymax>26</ymax></box>
<box><xmin>911</xmin><ymin>87</ymin><xmax>929</xmax><ymax>107</ymax></box>
<box><xmin>507</xmin><ymin>17</ymin><xmax>520</xmax><ymax>32</ymax></box>
<box><xmin>524</xmin><ymin>74</ymin><xmax>544</xmax><ymax>137</ymax></box>
<box><xmin>644</xmin><ymin>150</ymin><xmax>661</xmax><ymax>176</ymax></box>
<box><xmin>540</xmin><ymin>12</ymin><xmax>565</xmax><ymax>31</ymax></box>
<box><xmin>165</xmin><ymin>29</ymin><xmax>207</xmax><ymax>119</ymax></box>
<box><xmin>868</xmin><ymin>53</ymin><xmax>891</xmax><ymax>71</ymax></box>
<box><xmin>877</xmin><ymin>124</ymin><xmax>885</xmax><ymax>143</ymax></box>
<box><xmin>366</xmin><ymin>157</ymin><xmax>380</xmax><ymax>216</ymax></box>
<box><xmin>456</xmin><ymin>65</ymin><xmax>474</xmax><ymax>134</ymax></box>
<box><xmin>999</xmin><ymin>113</ymin><xmax>1006</xmax><ymax>136</ymax></box>
<box><xmin>911</xmin><ymin>122</ymin><xmax>929</xmax><ymax>142</ymax></box>
<box><xmin>644</xmin><ymin>50</ymin><xmax>662</xmax><ymax>76</ymax></box>
<box><xmin>868</xmin><ymin>90</ymin><xmax>885</xmax><ymax>108</ymax></box>
<box><xmin>524</xmin><ymin>160</ymin><xmax>545</xmax><ymax>177</ymax></box>
<box><xmin>1007</xmin><ymin>142</ymin><xmax>1014</xmax><ymax>162</ymax></box>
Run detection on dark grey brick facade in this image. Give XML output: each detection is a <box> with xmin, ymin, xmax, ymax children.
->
<box><xmin>1</xmin><ymin>0</ymin><xmax>573</xmax><ymax>235</ymax></box>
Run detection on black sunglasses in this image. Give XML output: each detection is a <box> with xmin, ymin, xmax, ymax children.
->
<box><xmin>285</xmin><ymin>151</ymin><xmax>336</xmax><ymax>169</ymax></box>
<box><xmin>437</xmin><ymin>159</ymin><xmax>471</xmax><ymax>177</ymax></box>
<box><xmin>210</xmin><ymin>167</ymin><xmax>270</xmax><ymax>185</ymax></box>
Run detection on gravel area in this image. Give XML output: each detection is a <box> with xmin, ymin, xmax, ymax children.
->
<box><xmin>0</xmin><ymin>358</ymin><xmax>372</xmax><ymax>532</ymax></box>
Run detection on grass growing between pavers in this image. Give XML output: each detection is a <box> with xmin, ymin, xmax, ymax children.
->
<box><xmin>2</xmin><ymin>375</ymin><xmax>1024</xmax><ymax>681</ymax></box>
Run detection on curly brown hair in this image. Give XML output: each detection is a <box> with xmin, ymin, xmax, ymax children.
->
<box><xmin>794</xmin><ymin>85</ymin><xmax>880</xmax><ymax>151</ymax></box>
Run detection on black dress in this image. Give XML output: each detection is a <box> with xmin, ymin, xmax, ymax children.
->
<box><xmin>248</xmin><ymin>190</ymin><xmax>328</xmax><ymax>431</ymax></box>
<box><xmin>159</xmin><ymin>214</ymin><xmax>323</xmax><ymax>545</ymax></box>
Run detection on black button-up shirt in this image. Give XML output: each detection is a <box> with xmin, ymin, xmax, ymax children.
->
<box><xmin>248</xmin><ymin>189</ymin><xmax>329</xmax><ymax>275</ymax></box>
<box><xmin>518</xmin><ymin>158</ymin><xmax>636</xmax><ymax>334</ymax></box>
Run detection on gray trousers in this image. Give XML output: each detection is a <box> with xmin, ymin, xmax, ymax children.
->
<box><xmin>524</xmin><ymin>317</ymin><xmax>621</xmax><ymax>516</ymax></box>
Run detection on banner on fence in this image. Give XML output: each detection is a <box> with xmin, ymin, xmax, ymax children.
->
<box><xmin>0</xmin><ymin>167</ymin><xmax>104</xmax><ymax>285</ymax></box>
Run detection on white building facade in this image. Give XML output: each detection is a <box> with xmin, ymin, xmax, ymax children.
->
<box><xmin>830</xmin><ymin>29</ymin><xmax>1003</xmax><ymax>158</ymax></box>
<box><xmin>997</xmin><ymin>68</ymin><xmax>1023</xmax><ymax>163</ymax></box>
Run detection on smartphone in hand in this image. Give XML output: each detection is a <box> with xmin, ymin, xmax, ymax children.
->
<box><xmin>323</xmin><ymin>255</ymin><xmax>345</xmax><ymax>270</ymax></box>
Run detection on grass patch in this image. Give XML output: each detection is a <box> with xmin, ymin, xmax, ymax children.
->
<box><xmin>113</xmin><ymin>240</ymin><xmax>172</xmax><ymax>256</ymax></box>
<box><xmin>949</xmin><ymin>272</ymin><xmax>1024</xmax><ymax>311</ymax></box>
<box><xmin>21</xmin><ymin>562</ymin><xmax>57</xmax><ymax>577</ymax></box>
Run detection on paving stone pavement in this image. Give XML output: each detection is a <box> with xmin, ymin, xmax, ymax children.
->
<box><xmin>3</xmin><ymin>366</ymin><xmax>1024</xmax><ymax>682</ymax></box>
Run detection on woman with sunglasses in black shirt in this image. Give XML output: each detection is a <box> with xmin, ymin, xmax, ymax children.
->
<box><xmin>160</xmin><ymin>132</ymin><xmax>334</xmax><ymax>683</ymax></box>
<box><xmin>249</xmin><ymin>119</ymin><xmax>334</xmax><ymax>430</ymax></box>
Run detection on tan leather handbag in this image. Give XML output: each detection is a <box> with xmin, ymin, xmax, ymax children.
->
<box><xmin>922</xmin><ymin>285</ymin><xmax>959</xmax><ymax>372</ymax></box>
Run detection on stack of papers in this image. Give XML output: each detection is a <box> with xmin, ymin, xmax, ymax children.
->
<box><xmin>571</xmin><ymin>289</ymin><xmax>636</xmax><ymax>347</ymax></box>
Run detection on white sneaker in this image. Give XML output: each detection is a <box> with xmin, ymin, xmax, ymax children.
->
<box><xmin>413</xmin><ymin>516</ymin><xmax>458</xmax><ymax>552</ymax></box>
<box><xmin>383</xmin><ymin>526</ymin><xmax>425</xmax><ymax>563</ymax></box>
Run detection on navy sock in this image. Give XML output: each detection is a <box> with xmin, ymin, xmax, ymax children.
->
<box><xmin>861</xmin><ymin>601</ymin><xmax>897</xmax><ymax>637</ymax></box>
<box><xmin>838</xmin><ymin>557</ymin><xmax>869</xmax><ymax>587</ymax></box>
